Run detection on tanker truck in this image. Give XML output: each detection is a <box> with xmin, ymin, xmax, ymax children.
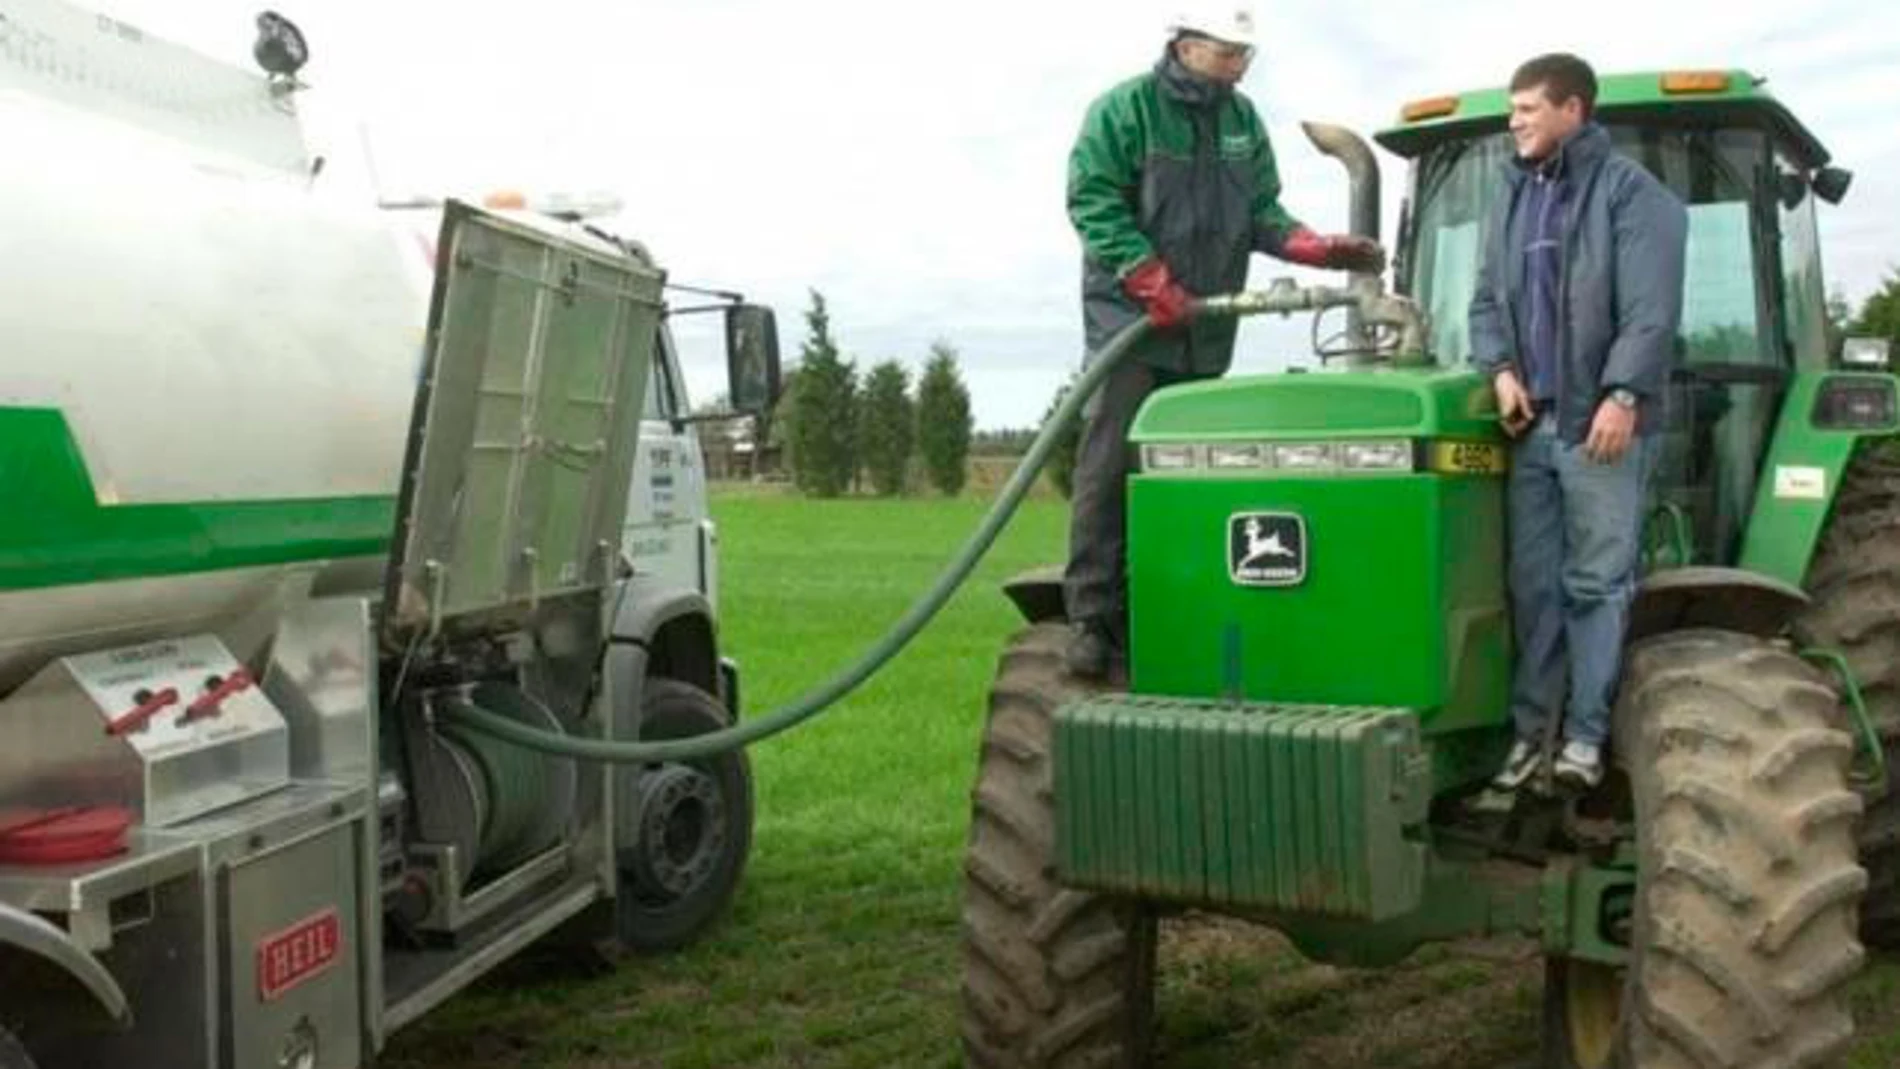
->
<box><xmin>0</xmin><ymin>4</ymin><xmax>781</xmax><ymax>1066</ymax></box>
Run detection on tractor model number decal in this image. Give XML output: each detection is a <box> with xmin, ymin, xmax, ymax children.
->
<box><xmin>1427</xmin><ymin>440</ymin><xmax>1507</xmax><ymax>475</ymax></box>
<box><xmin>256</xmin><ymin>907</ymin><xmax>342</xmax><ymax>1001</ymax></box>
<box><xmin>1229</xmin><ymin>512</ymin><xmax>1306</xmax><ymax>587</ymax></box>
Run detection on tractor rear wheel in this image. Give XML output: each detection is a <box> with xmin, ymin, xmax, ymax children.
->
<box><xmin>1545</xmin><ymin>629</ymin><xmax>1866</xmax><ymax>1068</ymax></box>
<box><xmin>960</xmin><ymin>622</ymin><xmax>1157</xmax><ymax>1069</ymax></box>
<box><xmin>1795</xmin><ymin>442</ymin><xmax>1900</xmax><ymax>945</ymax></box>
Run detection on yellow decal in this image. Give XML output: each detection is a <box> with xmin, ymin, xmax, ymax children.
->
<box><xmin>1428</xmin><ymin>440</ymin><xmax>1508</xmax><ymax>475</ymax></box>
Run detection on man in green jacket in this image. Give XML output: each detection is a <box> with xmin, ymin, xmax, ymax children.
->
<box><xmin>1062</xmin><ymin>2</ymin><xmax>1384</xmax><ymax>679</ymax></box>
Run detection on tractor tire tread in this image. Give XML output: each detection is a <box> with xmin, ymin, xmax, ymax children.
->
<box><xmin>1617</xmin><ymin>629</ymin><xmax>1865</xmax><ymax>1069</ymax></box>
<box><xmin>961</xmin><ymin>623</ymin><xmax>1155</xmax><ymax>1069</ymax></box>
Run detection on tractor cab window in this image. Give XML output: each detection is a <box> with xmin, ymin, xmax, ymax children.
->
<box><xmin>1406</xmin><ymin>123</ymin><xmax>1790</xmax><ymax>566</ymax></box>
<box><xmin>1406</xmin><ymin>126</ymin><xmax>1782</xmax><ymax>371</ymax></box>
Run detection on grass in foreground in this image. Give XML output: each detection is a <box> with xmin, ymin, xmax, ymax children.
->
<box><xmin>380</xmin><ymin>485</ymin><xmax>1900</xmax><ymax>1069</ymax></box>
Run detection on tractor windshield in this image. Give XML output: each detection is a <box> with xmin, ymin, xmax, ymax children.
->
<box><xmin>1404</xmin><ymin>122</ymin><xmax>1824</xmax><ymax>374</ymax></box>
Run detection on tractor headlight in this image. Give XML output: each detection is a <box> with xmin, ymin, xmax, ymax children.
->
<box><xmin>1142</xmin><ymin>443</ymin><xmax>1199</xmax><ymax>471</ymax></box>
<box><xmin>1340</xmin><ymin>439</ymin><xmax>1413</xmax><ymax>471</ymax></box>
<box><xmin>1207</xmin><ymin>443</ymin><xmax>1267</xmax><ymax>470</ymax></box>
<box><xmin>1138</xmin><ymin>438</ymin><xmax>1424</xmax><ymax>475</ymax></box>
<box><xmin>1271</xmin><ymin>443</ymin><xmax>1336</xmax><ymax>470</ymax></box>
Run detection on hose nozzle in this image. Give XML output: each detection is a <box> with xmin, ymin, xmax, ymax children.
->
<box><xmin>1194</xmin><ymin>278</ymin><xmax>1429</xmax><ymax>363</ymax></box>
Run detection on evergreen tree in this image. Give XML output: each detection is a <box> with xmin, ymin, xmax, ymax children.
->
<box><xmin>785</xmin><ymin>291</ymin><xmax>859</xmax><ymax>497</ymax></box>
<box><xmin>858</xmin><ymin>360</ymin><xmax>915</xmax><ymax>496</ymax></box>
<box><xmin>916</xmin><ymin>341</ymin><xmax>975</xmax><ymax>496</ymax></box>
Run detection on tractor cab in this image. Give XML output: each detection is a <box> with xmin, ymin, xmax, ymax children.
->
<box><xmin>1378</xmin><ymin>69</ymin><xmax>1864</xmax><ymax>569</ymax></box>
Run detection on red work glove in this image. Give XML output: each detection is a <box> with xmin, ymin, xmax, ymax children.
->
<box><xmin>1120</xmin><ymin>257</ymin><xmax>1194</xmax><ymax>329</ymax></box>
<box><xmin>1279</xmin><ymin>228</ymin><xmax>1387</xmax><ymax>273</ymax></box>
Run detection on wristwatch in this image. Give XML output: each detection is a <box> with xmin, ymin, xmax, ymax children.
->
<box><xmin>1607</xmin><ymin>387</ymin><xmax>1638</xmax><ymax>410</ymax></box>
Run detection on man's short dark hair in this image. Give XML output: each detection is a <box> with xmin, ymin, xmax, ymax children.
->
<box><xmin>1511</xmin><ymin>53</ymin><xmax>1597</xmax><ymax>119</ymax></box>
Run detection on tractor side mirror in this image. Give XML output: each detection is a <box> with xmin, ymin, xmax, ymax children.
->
<box><xmin>1776</xmin><ymin>172</ymin><xmax>1808</xmax><ymax>211</ymax></box>
<box><xmin>723</xmin><ymin>303</ymin><xmax>782</xmax><ymax>416</ymax></box>
<box><xmin>1813</xmin><ymin>166</ymin><xmax>1853</xmax><ymax>206</ymax></box>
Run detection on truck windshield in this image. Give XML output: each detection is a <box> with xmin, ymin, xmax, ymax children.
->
<box><xmin>1405</xmin><ymin>124</ymin><xmax>1781</xmax><ymax>373</ymax></box>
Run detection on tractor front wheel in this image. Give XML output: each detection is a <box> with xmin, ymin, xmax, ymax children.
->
<box><xmin>1544</xmin><ymin>629</ymin><xmax>1866</xmax><ymax>1068</ymax></box>
<box><xmin>960</xmin><ymin>622</ymin><xmax>1157</xmax><ymax>1069</ymax></box>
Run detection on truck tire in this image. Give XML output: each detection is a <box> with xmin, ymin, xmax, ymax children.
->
<box><xmin>1794</xmin><ymin>443</ymin><xmax>1900</xmax><ymax>946</ymax></box>
<box><xmin>614</xmin><ymin>678</ymin><xmax>753</xmax><ymax>953</ymax></box>
<box><xmin>1548</xmin><ymin>629</ymin><xmax>1866</xmax><ymax>1068</ymax></box>
<box><xmin>0</xmin><ymin>1026</ymin><xmax>34</xmax><ymax>1069</ymax></box>
<box><xmin>960</xmin><ymin>623</ymin><xmax>1157</xmax><ymax>1069</ymax></box>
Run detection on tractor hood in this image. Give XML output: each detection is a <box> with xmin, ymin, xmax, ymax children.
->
<box><xmin>381</xmin><ymin>200</ymin><xmax>664</xmax><ymax>643</ymax></box>
<box><xmin>1128</xmin><ymin>368</ymin><xmax>1501</xmax><ymax>445</ymax></box>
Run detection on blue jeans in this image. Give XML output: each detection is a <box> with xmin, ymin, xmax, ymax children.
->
<box><xmin>1506</xmin><ymin>412</ymin><xmax>1658</xmax><ymax>748</ymax></box>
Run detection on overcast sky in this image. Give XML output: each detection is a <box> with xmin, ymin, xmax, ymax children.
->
<box><xmin>90</xmin><ymin>0</ymin><xmax>1900</xmax><ymax>428</ymax></box>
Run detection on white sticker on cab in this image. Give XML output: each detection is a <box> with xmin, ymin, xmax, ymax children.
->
<box><xmin>1773</xmin><ymin>465</ymin><xmax>1827</xmax><ymax>501</ymax></box>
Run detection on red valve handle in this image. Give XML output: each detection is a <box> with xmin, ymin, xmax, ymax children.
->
<box><xmin>184</xmin><ymin>668</ymin><xmax>253</xmax><ymax>722</ymax></box>
<box><xmin>105</xmin><ymin>687</ymin><xmax>180</xmax><ymax>736</ymax></box>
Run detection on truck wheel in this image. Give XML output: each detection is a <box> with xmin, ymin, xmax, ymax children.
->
<box><xmin>960</xmin><ymin>623</ymin><xmax>1157</xmax><ymax>1069</ymax></box>
<box><xmin>1794</xmin><ymin>443</ymin><xmax>1900</xmax><ymax>946</ymax></box>
<box><xmin>614</xmin><ymin>678</ymin><xmax>753</xmax><ymax>953</ymax></box>
<box><xmin>1545</xmin><ymin>629</ymin><xmax>1866</xmax><ymax>1068</ymax></box>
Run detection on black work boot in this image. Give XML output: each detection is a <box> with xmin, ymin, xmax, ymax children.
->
<box><xmin>1064</xmin><ymin>618</ymin><xmax>1117</xmax><ymax>681</ymax></box>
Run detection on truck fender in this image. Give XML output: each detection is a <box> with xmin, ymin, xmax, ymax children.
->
<box><xmin>1626</xmin><ymin>565</ymin><xmax>1809</xmax><ymax>643</ymax></box>
<box><xmin>609</xmin><ymin>576</ymin><xmax>722</xmax><ymax>709</ymax></box>
<box><xmin>0</xmin><ymin>901</ymin><xmax>130</xmax><ymax>1030</ymax></box>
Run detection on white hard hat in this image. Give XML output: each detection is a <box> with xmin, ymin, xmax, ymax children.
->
<box><xmin>1167</xmin><ymin>2</ymin><xmax>1257</xmax><ymax>46</ymax></box>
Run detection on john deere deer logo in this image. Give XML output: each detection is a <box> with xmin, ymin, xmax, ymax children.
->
<box><xmin>1228</xmin><ymin>513</ymin><xmax>1306</xmax><ymax>587</ymax></box>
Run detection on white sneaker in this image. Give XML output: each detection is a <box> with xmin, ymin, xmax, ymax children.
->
<box><xmin>1553</xmin><ymin>740</ymin><xmax>1604</xmax><ymax>791</ymax></box>
<box><xmin>1491</xmin><ymin>738</ymin><xmax>1542</xmax><ymax>791</ymax></box>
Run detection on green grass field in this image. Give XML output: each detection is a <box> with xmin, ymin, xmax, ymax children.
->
<box><xmin>381</xmin><ymin>485</ymin><xmax>1900</xmax><ymax>1069</ymax></box>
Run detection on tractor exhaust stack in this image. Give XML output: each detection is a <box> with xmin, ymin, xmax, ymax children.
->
<box><xmin>1300</xmin><ymin>121</ymin><xmax>1381</xmax><ymax>256</ymax></box>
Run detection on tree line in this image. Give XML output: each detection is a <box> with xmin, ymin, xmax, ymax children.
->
<box><xmin>776</xmin><ymin>290</ymin><xmax>976</xmax><ymax>497</ymax></box>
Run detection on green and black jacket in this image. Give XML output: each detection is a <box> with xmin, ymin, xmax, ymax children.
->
<box><xmin>1067</xmin><ymin>52</ymin><xmax>1305</xmax><ymax>374</ymax></box>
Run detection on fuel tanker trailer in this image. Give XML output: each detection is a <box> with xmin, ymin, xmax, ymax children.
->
<box><xmin>0</xmin><ymin>4</ymin><xmax>781</xmax><ymax>1066</ymax></box>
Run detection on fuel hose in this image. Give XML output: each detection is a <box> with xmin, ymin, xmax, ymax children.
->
<box><xmin>439</xmin><ymin>311</ymin><xmax>1164</xmax><ymax>763</ymax></box>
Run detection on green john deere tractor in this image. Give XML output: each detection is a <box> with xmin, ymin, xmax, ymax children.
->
<box><xmin>961</xmin><ymin>68</ymin><xmax>1898</xmax><ymax>1068</ymax></box>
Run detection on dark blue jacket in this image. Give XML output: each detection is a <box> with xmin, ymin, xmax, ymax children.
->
<box><xmin>1469</xmin><ymin>123</ymin><xmax>1689</xmax><ymax>443</ymax></box>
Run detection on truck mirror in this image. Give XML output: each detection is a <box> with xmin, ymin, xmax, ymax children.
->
<box><xmin>1813</xmin><ymin>166</ymin><xmax>1853</xmax><ymax>206</ymax></box>
<box><xmin>724</xmin><ymin>304</ymin><xmax>782</xmax><ymax>415</ymax></box>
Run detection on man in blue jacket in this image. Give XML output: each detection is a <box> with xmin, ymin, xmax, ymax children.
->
<box><xmin>1469</xmin><ymin>53</ymin><xmax>1688</xmax><ymax>791</ymax></box>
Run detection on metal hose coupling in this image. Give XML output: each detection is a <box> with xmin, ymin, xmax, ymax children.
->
<box><xmin>1194</xmin><ymin>277</ymin><xmax>1428</xmax><ymax>362</ymax></box>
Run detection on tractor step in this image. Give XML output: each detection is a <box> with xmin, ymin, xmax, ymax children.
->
<box><xmin>1053</xmin><ymin>696</ymin><xmax>1432</xmax><ymax>921</ymax></box>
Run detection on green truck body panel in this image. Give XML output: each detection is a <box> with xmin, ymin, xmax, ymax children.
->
<box><xmin>1053</xmin><ymin>696</ymin><xmax>1430</xmax><ymax>921</ymax></box>
<box><xmin>0</xmin><ymin>407</ymin><xmax>393</xmax><ymax>592</ymax></box>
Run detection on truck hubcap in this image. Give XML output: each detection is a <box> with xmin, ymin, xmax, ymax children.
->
<box><xmin>628</xmin><ymin>763</ymin><xmax>727</xmax><ymax>900</ymax></box>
